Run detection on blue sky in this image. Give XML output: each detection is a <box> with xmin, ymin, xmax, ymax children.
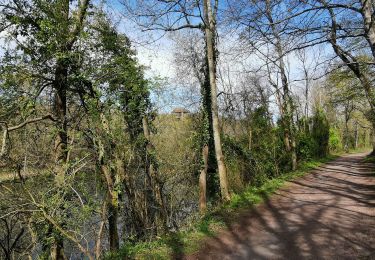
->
<box><xmin>103</xmin><ymin>0</ymin><xmax>335</xmax><ymax>115</ymax></box>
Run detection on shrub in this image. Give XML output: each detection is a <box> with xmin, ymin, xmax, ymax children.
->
<box><xmin>311</xmin><ymin>108</ymin><xmax>330</xmax><ymax>157</ymax></box>
<box><xmin>328</xmin><ymin>127</ymin><xmax>342</xmax><ymax>152</ymax></box>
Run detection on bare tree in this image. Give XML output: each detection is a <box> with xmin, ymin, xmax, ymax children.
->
<box><xmin>226</xmin><ymin>0</ymin><xmax>299</xmax><ymax>169</ymax></box>
<box><xmin>123</xmin><ymin>0</ymin><xmax>231</xmax><ymax>201</ymax></box>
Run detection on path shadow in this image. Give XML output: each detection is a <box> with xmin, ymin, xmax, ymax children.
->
<box><xmin>186</xmin><ymin>155</ymin><xmax>375</xmax><ymax>259</ymax></box>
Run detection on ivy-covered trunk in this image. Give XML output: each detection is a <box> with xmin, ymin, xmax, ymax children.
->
<box><xmin>51</xmin><ymin>23</ymin><xmax>69</xmax><ymax>260</ymax></box>
<box><xmin>198</xmin><ymin>45</ymin><xmax>216</xmax><ymax>211</ymax></box>
<box><xmin>199</xmin><ymin>145</ymin><xmax>208</xmax><ymax>212</ymax></box>
<box><xmin>53</xmin><ymin>61</ymin><xmax>68</xmax><ymax>179</ymax></box>
<box><xmin>203</xmin><ymin>0</ymin><xmax>231</xmax><ymax>202</ymax></box>
<box><xmin>107</xmin><ymin>195</ymin><xmax>120</xmax><ymax>251</ymax></box>
<box><xmin>98</xmin><ymin>113</ymin><xmax>120</xmax><ymax>251</ymax></box>
<box><xmin>100</xmin><ymin>163</ymin><xmax>120</xmax><ymax>251</ymax></box>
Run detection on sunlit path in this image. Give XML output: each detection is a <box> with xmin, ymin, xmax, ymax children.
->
<box><xmin>189</xmin><ymin>153</ymin><xmax>375</xmax><ymax>259</ymax></box>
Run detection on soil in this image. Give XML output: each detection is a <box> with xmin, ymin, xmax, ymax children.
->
<box><xmin>186</xmin><ymin>153</ymin><xmax>375</xmax><ymax>259</ymax></box>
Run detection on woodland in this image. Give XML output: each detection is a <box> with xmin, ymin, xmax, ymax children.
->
<box><xmin>0</xmin><ymin>0</ymin><xmax>374</xmax><ymax>259</ymax></box>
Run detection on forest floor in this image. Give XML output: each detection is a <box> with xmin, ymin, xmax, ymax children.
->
<box><xmin>187</xmin><ymin>152</ymin><xmax>375</xmax><ymax>259</ymax></box>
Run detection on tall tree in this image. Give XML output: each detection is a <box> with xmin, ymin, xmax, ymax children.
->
<box><xmin>124</xmin><ymin>0</ymin><xmax>231</xmax><ymax>201</ymax></box>
<box><xmin>227</xmin><ymin>0</ymin><xmax>299</xmax><ymax>170</ymax></box>
<box><xmin>1</xmin><ymin>0</ymin><xmax>91</xmax><ymax>257</ymax></box>
<box><xmin>203</xmin><ymin>0</ymin><xmax>230</xmax><ymax>200</ymax></box>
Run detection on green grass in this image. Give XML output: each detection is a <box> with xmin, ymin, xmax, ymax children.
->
<box><xmin>331</xmin><ymin>146</ymin><xmax>372</xmax><ymax>156</ymax></box>
<box><xmin>107</xmin><ymin>155</ymin><xmax>338</xmax><ymax>260</ymax></box>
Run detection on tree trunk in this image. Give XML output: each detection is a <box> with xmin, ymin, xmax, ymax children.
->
<box><xmin>100</xmin><ymin>163</ymin><xmax>120</xmax><ymax>251</ymax></box>
<box><xmin>344</xmin><ymin>115</ymin><xmax>350</xmax><ymax>153</ymax></box>
<box><xmin>199</xmin><ymin>145</ymin><xmax>208</xmax><ymax>213</ymax></box>
<box><xmin>278</xmin><ymin>46</ymin><xmax>297</xmax><ymax>171</ymax></box>
<box><xmin>265</xmin><ymin>0</ymin><xmax>297</xmax><ymax>170</ymax></box>
<box><xmin>98</xmin><ymin>113</ymin><xmax>120</xmax><ymax>251</ymax></box>
<box><xmin>49</xmin><ymin>0</ymin><xmax>70</xmax><ymax>255</ymax></box>
<box><xmin>304</xmin><ymin>68</ymin><xmax>309</xmax><ymax>131</ymax></box>
<box><xmin>248</xmin><ymin>129</ymin><xmax>252</xmax><ymax>150</ymax></box>
<box><xmin>370</xmin><ymin>121</ymin><xmax>375</xmax><ymax>156</ymax></box>
<box><xmin>108</xmin><ymin>200</ymin><xmax>119</xmax><ymax>251</ymax></box>
<box><xmin>360</xmin><ymin>2</ymin><xmax>375</xmax><ymax>150</ymax></box>
<box><xmin>355</xmin><ymin>122</ymin><xmax>359</xmax><ymax>149</ymax></box>
<box><xmin>361</xmin><ymin>0</ymin><xmax>375</xmax><ymax>60</ymax></box>
<box><xmin>95</xmin><ymin>201</ymin><xmax>107</xmax><ymax>259</ymax></box>
<box><xmin>50</xmin><ymin>242</ymin><xmax>66</xmax><ymax>260</ymax></box>
<box><xmin>50</xmin><ymin>43</ymin><xmax>69</xmax><ymax>260</ymax></box>
<box><xmin>49</xmin><ymin>0</ymin><xmax>90</xmax><ymax>256</ymax></box>
<box><xmin>323</xmin><ymin>1</ymin><xmax>375</xmax><ymax>123</ymax></box>
<box><xmin>203</xmin><ymin>0</ymin><xmax>231</xmax><ymax>202</ymax></box>
<box><xmin>53</xmin><ymin>63</ymin><xmax>68</xmax><ymax>179</ymax></box>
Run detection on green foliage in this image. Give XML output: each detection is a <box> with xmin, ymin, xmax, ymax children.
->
<box><xmin>223</xmin><ymin>107</ymin><xmax>290</xmax><ymax>192</ymax></box>
<box><xmin>249</xmin><ymin>107</ymin><xmax>281</xmax><ymax>176</ymax></box>
<box><xmin>328</xmin><ymin>127</ymin><xmax>342</xmax><ymax>152</ymax></box>
<box><xmin>363</xmin><ymin>154</ymin><xmax>375</xmax><ymax>165</ymax></box>
<box><xmin>223</xmin><ymin>135</ymin><xmax>258</xmax><ymax>191</ymax></box>
<box><xmin>311</xmin><ymin>108</ymin><xmax>330</xmax><ymax>157</ymax></box>
<box><xmin>297</xmin><ymin>131</ymin><xmax>316</xmax><ymax>160</ymax></box>
<box><xmin>297</xmin><ymin>109</ymin><xmax>330</xmax><ymax>159</ymax></box>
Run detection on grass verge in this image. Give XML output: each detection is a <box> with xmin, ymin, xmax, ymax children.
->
<box><xmin>106</xmin><ymin>155</ymin><xmax>338</xmax><ymax>260</ymax></box>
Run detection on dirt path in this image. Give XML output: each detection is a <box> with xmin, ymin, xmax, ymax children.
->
<box><xmin>188</xmin><ymin>153</ymin><xmax>375</xmax><ymax>259</ymax></box>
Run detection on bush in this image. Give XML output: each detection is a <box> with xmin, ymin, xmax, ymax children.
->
<box><xmin>223</xmin><ymin>107</ymin><xmax>289</xmax><ymax>192</ymax></box>
<box><xmin>328</xmin><ymin>127</ymin><xmax>342</xmax><ymax>152</ymax></box>
<box><xmin>311</xmin><ymin>108</ymin><xmax>330</xmax><ymax>157</ymax></box>
<box><xmin>297</xmin><ymin>132</ymin><xmax>317</xmax><ymax>160</ymax></box>
<box><xmin>297</xmin><ymin>108</ymin><xmax>330</xmax><ymax>159</ymax></box>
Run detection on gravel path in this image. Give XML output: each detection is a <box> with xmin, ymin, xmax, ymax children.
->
<box><xmin>188</xmin><ymin>153</ymin><xmax>375</xmax><ymax>259</ymax></box>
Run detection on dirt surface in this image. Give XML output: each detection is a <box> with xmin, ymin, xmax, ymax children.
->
<box><xmin>187</xmin><ymin>153</ymin><xmax>375</xmax><ymax>259</ymax></box>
